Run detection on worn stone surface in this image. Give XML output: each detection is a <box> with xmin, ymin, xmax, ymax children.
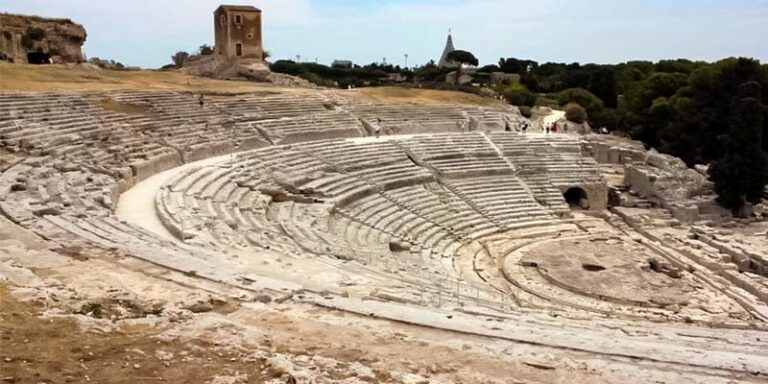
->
<box><xmin>0</xmin><ymin>12</ymin><xmax>86</xmax><ymax>64</ymax></box>
<box><xmin>1</xmin><ymin>88</ymin><xmax>767</xmax><ymax>383</ymax></box>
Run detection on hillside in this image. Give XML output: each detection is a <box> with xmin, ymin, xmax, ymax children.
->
<box><xmin>0</xmin><ymin>63</ymin><xmax>507</xmax><ymax>107</ymax></box>
<box><xmin>353</xmin><ymin>86</ymin><xmax>506</xmax><ymax>106</ymax></box>
<box><xmin>0</xmin><ymin>62</ymin><xmax>289</xmax><ymax>93</ymax></box>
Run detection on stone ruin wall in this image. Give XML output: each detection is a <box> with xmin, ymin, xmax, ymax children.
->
<box><xmin>584</xmin><ymin>136</ymin><xmax>730</xmax><ymax>223</ymax></box>
<box><xmin>0</xmin><ymin>13</ymin><xmax>86</xmax><ymax>64</ymax></box>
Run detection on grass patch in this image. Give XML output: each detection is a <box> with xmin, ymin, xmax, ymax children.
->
<box><xmin>355</xmin><ymin>86</ymin><xmax>504</xmax><ymax>106</ymax></box>
<box><xmin>97</xmin><ymin>97</ymin><xmax>153</xmax><ymax>115</ymax></box>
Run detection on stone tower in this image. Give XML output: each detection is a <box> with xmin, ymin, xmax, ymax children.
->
<box><xmin>214</xmin><ymin>5</ymin><xmax>263</xmax><ymax>61</ymax></box>
<box><xmin>437</xmin><ymin>32</ymin><xmax>456</xmax><ymax>67</ymax></box>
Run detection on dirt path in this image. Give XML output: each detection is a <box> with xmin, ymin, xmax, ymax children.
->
<box><xmin>543</xmin><ymin>109</ymin><xmax>566</xmax><ymax>124</ymax></box>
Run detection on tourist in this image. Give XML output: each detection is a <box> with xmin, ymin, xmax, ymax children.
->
<box><xmin>375</xmin><ymin>118</ymin><xmax>382</xmax><ymax>138</ymax></box>
<box><xmin>521</xmin><ymin>122</ymin><xmax>529</xmax><ymax>134</ymax></box>
<box><xmin>551</xmin><ymin>122</ymin><xmax>558</xmax><ymax>133</ymax></box>
<box><xmin>199</xmin><ymin>94</ymin><xmax>205</xmax><ymax>108</ymax></box>
<box><xmin>545</xmin><ymin>124</ymin><xmax>550</xmax><ymax>134</ymax></box>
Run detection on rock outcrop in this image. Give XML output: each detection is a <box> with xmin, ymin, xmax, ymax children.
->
<box><xmin>0</xmin><ymin>13</ymin><xmax>86</xmax><ymax>64</ymax></box>
<box><xmin>585</xmin><ymin>136</ymin><xmax>730</xmax><ymax>223</ymax></box>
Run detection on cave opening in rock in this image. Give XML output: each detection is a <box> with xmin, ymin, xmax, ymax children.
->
<box><xmin>27</xmin><ymin>51</ymin><xmax>51</xmax><ymax>64</ymax></box>
<box><xmin>564</xmin><ymin>187</ymin><xmax>588</xmax><ymax>209</ymax></box>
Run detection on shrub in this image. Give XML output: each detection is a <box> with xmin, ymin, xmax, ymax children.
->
<box><xmin>199</xmin><ymin>44</ymin><xmax>214</xmax><ymax>55</ymax></box>
<box><xmin>270</xmin><ymin>60</ymin><xmax>304</xmax><ymax>76</ymax></box>
<box><xmin>26</xmin><ymin>27</ymin><xmax>46</xmax><ymax>41</ymax></box>
<box><xmin>471</xmin><ymin>72</ymin><xmax>491</xmax><ymax>85</ymax></box>
<box><xmin>414</xmin><ymin>61</ymin><xmax>453</xmax><ymax>82</ymax></box>
<box><xmin>88</xmin><ymin>57</ymin><xmax>128</xmax><ymax>70</ymax></box>
<box><xmin>518</xmin><ymin>105</ymin><xmax>533</xmax><ymax>118</ymax></box>
<box><xmin>564</xmin><ymin>103</ymin><xmax>587</xmax><ymax>123</ymax></box>
<box><xmin>535</xmin><ymin>95</ymin><xmax>559</xmax><ymax>108</ymax></box>
<box><xmin>171</xmin><ymin>51</ymin><xmax>190</xmax><ymax>67</ymax></box>
<box><xmin>556</xmin><ymin>88</ymin><xmax>604</xmax><ymax>112</ymax></box>
<box><xmin>300</xmin><ymin>72</ymin><xmax>336</xmax><ymax>87</ymax></box>
<box><xmin>503</xmin><ymin>83</ymin><xmax>536</xmax><ymax>107</ymax></box>
<box><xmin>20</xmin><ymin>35</ymin><xmax>33</xmax><ymax>50</ymax></box>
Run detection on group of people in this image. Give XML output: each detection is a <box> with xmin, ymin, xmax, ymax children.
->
<box><xmin>353</xmin><ymin>115</ymin><xmax>609</xmax><ymax>139</ymax></box>
<box><xmin>501</xmin><ymin>120</ymin><xmax>573</xmax><ymax>135</ymax></box>
<box><xmin>542</xmin><ymin>121</ymin><xmax>565</xmax><ymax>134</ymax></box>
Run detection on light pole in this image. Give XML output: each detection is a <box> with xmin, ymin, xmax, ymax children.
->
<box><xmin>404</xmin><ymin>54</ymin><xmax>408</xmax><ymax>68</ymax></box>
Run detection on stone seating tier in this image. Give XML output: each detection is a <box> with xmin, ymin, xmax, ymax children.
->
<box><xmin>0</xmin><ymin>91</ymin><xmax>614</xmax><ymax>314</ymax></box>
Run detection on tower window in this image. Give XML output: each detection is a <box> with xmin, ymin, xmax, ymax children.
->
<box><xmin>235</xmin><ymin>15</ymin><xmax>242</xmax><ymax>24</ymax></box>
<box><xmin>220</xmin><ymin>14</ymin><xmax>227</xmax><ymax>27</ymax></box>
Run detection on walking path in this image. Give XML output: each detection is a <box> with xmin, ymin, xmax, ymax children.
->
<box><xmin>115</xmin><ymin>154</ymin><xmax>234</xmax><ymax>242</ymax></box>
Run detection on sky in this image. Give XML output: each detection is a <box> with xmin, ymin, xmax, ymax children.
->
<box><xmin>1</xmin><ymin>0</ymin><xmax>767</xmax><ymax>69</ymax></box>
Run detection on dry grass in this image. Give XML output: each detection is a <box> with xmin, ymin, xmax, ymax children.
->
<box><xmin>353</xmin><ymin>86</ymin><xmax>504</xmax><ymax>106</ymax></box>
<box><xmin>0</xmin><ymin>63</ymin><xmax>506</xmax><ymax>108</ymax></box>
<box><xmin>96</xmin><ymin>97</ymin><xmax>154</xmax><ymax>115</ymax></box>
<box><xmin>0</xmin><ymin>62</ymin><xmax>288</xmax><ymax>94</ymax></box>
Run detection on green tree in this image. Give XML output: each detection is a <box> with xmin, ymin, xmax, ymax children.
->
<box><xmin>710</xmin><ymin>81</ymin><xmax>768</xmax><ymax>215</ymax></box>
<box><xmin>636</xmin><ymin>96</ymin><xmax>677</xmax><ymax>148</ymax></box>
<box><xmin>478</xmin><ymin>64</ymin><xmax>501</xmax><ymax>73</ymax></box>
<box><xmin>498</xmin><ymin>58</ymin><xmax>538</xmax><ymax>74</ymax></box>
<box><xmin>270</xmin><ymin>60</ymin><xmax>304</xmax><ymax>76</ymax></box>
<box><xmin>671</xmin><ymin>58</ymin><xmax>768</xmax><ymax>164</ymax></box>
<box><xmin>591</xmin><ymin>67</ymin><xmax>618</xmax><ymax>108</ymax></box>
<box><xmin>415</xmin><ymin>60</ymin><xmax>452</xmax><ymax>82</ymax></box>
<box><xmin>446</xmin><ymin>50</ymin><xmax>478</xmax><ymax>85</ymax></box>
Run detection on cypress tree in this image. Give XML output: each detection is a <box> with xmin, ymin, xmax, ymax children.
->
<box><xmin>710</xmin><ymin>81</ymin><xmax>768</xmax><ymax>215</ymax></box>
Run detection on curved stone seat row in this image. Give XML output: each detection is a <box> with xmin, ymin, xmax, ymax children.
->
<box><xmin>152</xmin><ymin>133</ymin><xmax>588</xmax><ymax>284</ymax></box>
<box><xmin>346</xmin><ymin>104</ymin><xmax>522</xmax><ymax>134</ymax></box>
<box><xmin>251</xmin><ymin>111</ymin><xmax>366</xmax><ymax>145</ymax></box>
<box><xmin>208</xmin><ymin>93</ymin><xmax>333</xmax><ymax>121</ymax></box>
<box><xmin>0</xmin><ymin>89</ymin><xmax>614</xmax><ymax>318</ymax></box>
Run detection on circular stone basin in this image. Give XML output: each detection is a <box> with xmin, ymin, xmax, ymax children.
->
<box><xmin>520</xmin><ymin>238</ymin><xmax>695</xmax><ymax>307</ymax></box>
